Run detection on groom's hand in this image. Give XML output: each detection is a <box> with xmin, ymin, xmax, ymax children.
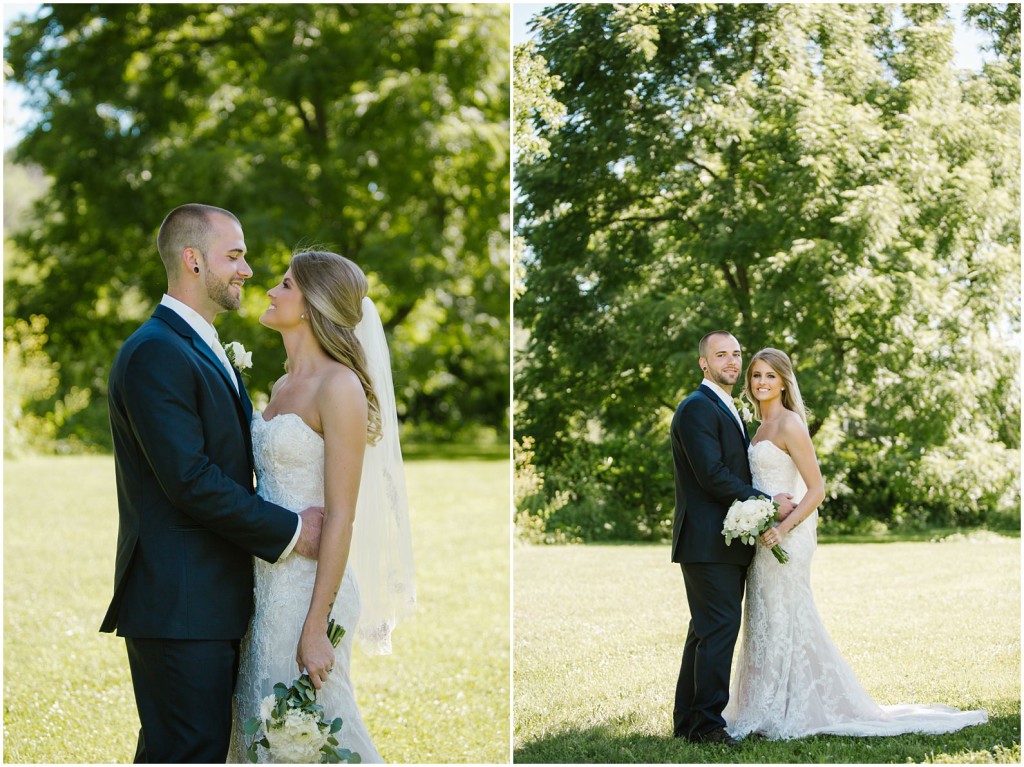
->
<box><xmin>773</xmin><ymin>493</ymin><xmax>797</xmax><ymax>518</ymax></box>
<box><xmin>294</xmin><ymin>506</ymin><xmax>325</xmax><ymax>559</ymax></box>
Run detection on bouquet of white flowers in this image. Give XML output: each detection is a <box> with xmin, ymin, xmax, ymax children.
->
<box><xmin>243</xmin><ymin>619</ymin><xmax>361</xmax><ymax>764</ymax></box>
<box><xmin>722</xmin><ymin>497</ymin><xmax>789</xmax><ymax>564</ymax></box>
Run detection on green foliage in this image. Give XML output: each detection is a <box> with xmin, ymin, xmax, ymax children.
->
<box><xmin>514</xmin><ymin>4</ymin><xmax>1020</xmax><ymax>541</ymax></box>
<box><xmin>966</xmin><ymin>3</ymin><xmax>1021</xmax><ymax>72</ymax></box>
<box><xmin>4</xmin><ymin>3</ymin><xmax>510</xmax><ymax>449</ymax></box>
<box><xmin>514</xmin><ymin>435</ymin><xmax>580</xmax><ymax>544</ymax></box>
<box><xmin>3</xmin><ymin>314</ymin><xmax>91</xmax><ymax>455</ymax></box>
<box><xmin>512</xmin><ymin>42</ymin><xmax>566</xmax><ymax>165</ymax></box>
<box><xmin>515</xmin><ymin>540</ymin><xmax>1021</xmax><ymax>763</ymax></box>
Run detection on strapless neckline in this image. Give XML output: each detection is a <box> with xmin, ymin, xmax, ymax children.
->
<box><xmin>256</xmin><ymin>411</ymin><xmax>323</xmax><ymax>442</ymax></box>
<box><xmin>750</xmin><ymin>439</ymin><xmax>787</xmax><ymax>456</ymax></box>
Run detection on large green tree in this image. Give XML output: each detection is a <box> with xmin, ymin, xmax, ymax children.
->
<box><xmin>515</xmin><ymin>3</ymin><xmax>1020</xmax><ymax>540</ymax></box>
<box><xmin>5</xmin><ymin>3</ymin><xmax>510</xmax><ymax>447</ymax></box>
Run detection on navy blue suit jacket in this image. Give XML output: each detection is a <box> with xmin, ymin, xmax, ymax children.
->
<box><xmin>101</xmin><ymin>304</ymin><xmax>298</xmax><ymax>639</ymax></box>
<box><xmin>671</xmin><ymin>384</ymin><xmax>765</xmax><ymax>564</ymax></box>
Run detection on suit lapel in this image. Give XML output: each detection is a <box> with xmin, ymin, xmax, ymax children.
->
<box><xmin>237</xmin><ymin>375</ymin><xmax>256</xmax><ymax>473</ymax></box>
<box><xmin>237</xmin><ymin>371</ymin><xmax>253</xmax><ymax>422</ymax></box>
<box><xmin>699</xmin><ymin>384</ymin><xmax>749</xmax><ymax>446</ymax></box>
<box><xmin>152</xmin><ymin>304</ymin><xmax>246</xmax><ymax>412</ymax></box>
<box><xmin>190</xmin><ymin>336</ymin><xmax>240</xmax><ymax>395</ymax></box>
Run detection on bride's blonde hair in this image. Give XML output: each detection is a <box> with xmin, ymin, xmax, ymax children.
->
<box><xmin>289</xmin><ymin>250</ymin><xmax>382</xmax><ymax>444</ymax></box>
<box><xmin>743</xmin><ymin>347</ymin><xmax>807</xmax><ymax>424</ymax></box>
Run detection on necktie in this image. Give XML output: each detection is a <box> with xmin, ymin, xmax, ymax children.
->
<box><xmin>210</xmin><ymin>331</ymin><xmax>239</xmax><ymax>392</ymax></box>
<box><xmin>726</xmin><ymin>400</ymin><xmax>743</xmax><ymax>429</ymax></box>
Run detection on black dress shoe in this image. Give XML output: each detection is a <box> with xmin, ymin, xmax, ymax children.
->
<box><xmin>692</xmin><ymin>727</ymin><xmax>740</xmax><ymax>746</ymax></box>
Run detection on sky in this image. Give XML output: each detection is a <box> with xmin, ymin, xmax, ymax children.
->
<box><xmin>512</xmin><ymin>3</ymin><xmax>992</xmax><ymax>64</ymax></box>
<box><xmin>3</xmin><ymin>3</ymin><xmax>996</xmax><ymax>151</ymax></box>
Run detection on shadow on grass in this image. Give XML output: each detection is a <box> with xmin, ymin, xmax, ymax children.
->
<box><xmin>818</xmin><ymin>527</ymin><xmax>1021</xmax><ymax>544</ymax></box>
<box><xmin>558</xmin><ymin>527</ymin><xmax>1020</xmax><ymax>548</ymax></box>
<box><xmin>514</xmin><ymin>713</ymin><xmax>1020</xmax><ymax>764</ymax></box>
<box><xmin>401</xmin><ymin>441</ymin><xmax>508</xmax><ymax>461</ymax></box>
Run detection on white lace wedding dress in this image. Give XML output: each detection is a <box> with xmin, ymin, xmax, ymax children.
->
<box><xmin>227</xmin><ymin>413</ymin><xmax>383</xmax><ymax>763</ymax></box>
<box><xmin>724</xmin><ymin>440</ymin><xmax>987</xmax><ymax>740</ymax></box>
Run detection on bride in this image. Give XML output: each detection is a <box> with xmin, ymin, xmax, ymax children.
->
<box><xmin>228</xmin><ymin>250</ymin><xmax>416</xmax><ymax>763</ymax></box>
<box><xmin>723</xmin><ymin>348</ymin><xmax>987</xmax><ymax>740</ymax></box>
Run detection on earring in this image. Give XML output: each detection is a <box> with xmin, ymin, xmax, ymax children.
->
<box><xmin>193</xmin><ymin>266</ymin><xmax>200</xmax><ymax>274</ymax></box>
<box><xmin>300</xmin><ymin>313</ymin><xmax>306</xmax><ymax>320</ymax></box>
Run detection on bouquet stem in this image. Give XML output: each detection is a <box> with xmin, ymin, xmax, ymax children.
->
<box><xmin>770</xmin><ymin>544</ymin><xmax>790</xmax><ymax>564</ymax></box>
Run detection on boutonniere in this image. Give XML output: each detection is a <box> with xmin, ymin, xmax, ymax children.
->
<box><xmin>735</xmin><ymin>398</ymin><xmax>753</xmax><ymax>423</ymax></box>
<box><xmin>224</xmin><ymin>341</ymin><xmax>253</xmax><ymax>373</ymax></box>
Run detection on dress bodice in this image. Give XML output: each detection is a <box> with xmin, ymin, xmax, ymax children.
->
<box><xmin>252</xmin><ymin>412</ymin><xmax>324</xmax><ymax>512</ymax></box>
<box><xmin>749</xmin><ymin>440</ymin><xmax>807</xmax><ymax>501</ymax></box>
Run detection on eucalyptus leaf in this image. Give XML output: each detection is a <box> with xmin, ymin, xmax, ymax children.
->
<box><xmin>242</xmin><ymin>717</ymin><xmax>262</xmax><ymax>735</ymax></box>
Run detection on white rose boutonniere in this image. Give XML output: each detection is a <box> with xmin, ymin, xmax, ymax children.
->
<box><xmin>224</xmin><ymin>341</ymin><xmax>253</xmax><ymax>371</ymax></box>
<box><xmin>734</xmin><ymin>398</ymin><xmax>753</xmax><ymax>423</ymax></box>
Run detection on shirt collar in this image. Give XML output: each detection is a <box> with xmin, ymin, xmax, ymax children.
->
<box><xmin>701</xmin><ymin>378</ymin><xmax>739</xmax><ymax>412</ymax></box>
<box><xmin>159</xmin><ymin>294</ymin><xmax>220</xmax><ymax>349</ymax></box>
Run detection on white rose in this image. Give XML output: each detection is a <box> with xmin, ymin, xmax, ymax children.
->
<box><xmin>224</xmin><ymin>341</ymin><xmax>253</xmax><ymax>370</ymax></box>
<box><xmin>259</xmin><ymin>694</ymin><xmax>276</xmax><ymax>728</ymax></box>
<box><xmin>269</xmin><ymin>709</ymin><xmax>327</xmax><ymax>762</ymax></box>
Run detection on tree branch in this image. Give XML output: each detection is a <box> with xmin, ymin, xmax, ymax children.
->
<box><xmin>720</xmin><ymin>262</ymin><xmax>739</xmax><ymax>295</ymax></box>
<box><xmin>687</xmin><ymin>157</ymin><xmax>719</xmax><ymax>179</ymax></box>
<box><xmin>591</xmin><ymin>208</ymin><xmax>702</xmax><ymax>234</ymax></box>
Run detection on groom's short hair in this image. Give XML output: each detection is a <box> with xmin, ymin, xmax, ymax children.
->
<box><xmin>699</xmin><ymin>330</ymin><xmax>737</xmax><ymax>359</ymax></box>
<box><xmin>157</xmin><ymin>203</ymin><xmax>240</xmax><ymax>277</ymax></box>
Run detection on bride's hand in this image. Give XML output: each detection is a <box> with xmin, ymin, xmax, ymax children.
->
<box><xmin>297</xmin><ymin>624</ymin><xmax>336</xmax><ymax>690</ymax></box>
<box><xmin>772</xmin><ymin>493</ymin><xmax>796</xmax><ymax>518</ymax></box>
<box><xmin>761</xmin><ymin>526</ymin><xmax>785</xmax><ymax>548</ymax></box>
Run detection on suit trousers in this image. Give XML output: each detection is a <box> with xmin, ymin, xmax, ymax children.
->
<box><xmin>126</xmin><ymin>637</ymin><xmax>241</xmax><ymax>763</ymax></box>
<box><xmin>673</xmin><ymin>561</ymin><xmax>747</xmax><ymax>738</ymax></box>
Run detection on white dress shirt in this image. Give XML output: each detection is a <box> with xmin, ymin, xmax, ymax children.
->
<box><xmin>160</xmin><ymin>294</ymin><xmax>237</xmax><ymax>390</ymax></box>
<box><xmin>159</xmin><ymin>294</ymin><xmax>301</xmax><ymax>560</ymax></box>
<box><xmin>701</xmin><ymin>378</ymin><xmax>745</xmax><ymax>433</ymax></box>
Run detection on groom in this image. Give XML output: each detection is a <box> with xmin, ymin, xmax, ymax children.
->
<box><xmin>670</xmin><ymin>330</ymin><xmax>794</xmax><ymax>745</ymax></box>
<box><xmin>101</xmin><ymin>203</ymin><xmax>324</xmax><ymax>763</ymax></box>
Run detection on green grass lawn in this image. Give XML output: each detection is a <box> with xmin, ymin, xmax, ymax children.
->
<box><xmin>3</xmin><ymin>454</ymin><xmax>511</xmax><ymax>764</ymax></box>
<box><xmin>514</xmin><ymin>538</ymin><xmax>1020</xmax><ymax>764</ymax></box>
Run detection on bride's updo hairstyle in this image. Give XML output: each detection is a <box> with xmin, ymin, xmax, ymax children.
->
<box><xmin>744</xmin><ymin>347</ymin><xmax>808</xmax><ymax>425</ymax></box>
<box><xmin>289</xmin><ymin>250</ymin><xmax>382</xmax><ymax>444</ymax></box>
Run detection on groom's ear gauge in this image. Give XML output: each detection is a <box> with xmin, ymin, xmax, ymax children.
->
<box><xmin>183</xmin><ymin>247</ymin><xmax>200</xmax><ymax>274</ymax></box>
